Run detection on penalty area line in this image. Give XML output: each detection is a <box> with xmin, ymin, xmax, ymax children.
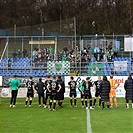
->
<box><xmin>87</xmin><ymin>109</ymin><xmax>92</xmax><ymax>133</ymax></box>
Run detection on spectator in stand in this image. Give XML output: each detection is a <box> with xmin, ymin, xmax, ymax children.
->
<box><xmin>32</xmin><ymin>48</ymin><xmax>37</xmax><ymax>61</ymax></box>
<box><xmin>96</xmin><ymin>53</ymin><xmax>102</xmax><ymax>62</ymax></box>
<box><xmin>100</xmin><ymin>47</ymin><xmax>105</xmax><ymax>59</ymax></box>
<box><xmin>83</xmin><ymin>47</ymin><xmax>88</xmax><ymax>53</ymax></box>
<box><xmin>12</xmin><ymin>52</ymin><xmax>17</xmax><ymax>62</ymax></box>
<box><xmin>81</xmin><ymin>53</ymin><xmax>86</xmax><ymax>73</ymax></box>
<box><xmin>86</xmin><ymin>53</ymin><xmax>91</xmax><ymax>62</ymax></box>
<box><xmin>63</xmin><ymin>46</ymin><xmax>69</xmax><ymax>55</ymax></box>
<box><xmin>37</xmin><ymin>49</ymin><xmax>42</xmax><ymax>61</ymax></box>
<box><xmin>70</xmin><ymin>57</ymin><xmax>76</xmax><ymax>72</ymax></box>
<box><xmin>23</xmin><ymin>49</ymin><xmax>28</xmax><ymax>58</ymax></box>
<box><xmin>110</xmin><ymin>49</ymin><xmax>114</xmax><ymax>58</ymax></box>
<box><xmin>62</xmin><ymin>54</ymin><xmax>68</xmax><ymax>61</ymax></box>
<box><xmin>17</xmin><ymin>49</ymin><xmax>22</xmax><ymax>58</ymax></box>
<box><xmin>94</xmin><ymin>46</ymin><xmax>101</xmax><ymax>58</ymax></box>
<box><xmin>104</xmin><ymin>49</ymin><xmax>109</xmax><ymax>62</ymax></box>
<box><xmin>61</xmin><ymin>50</ymin><xmax>66</xmax><ymax>57</ymax></box>
<box><xmin>8</xmin><ymin>58</ymin><xmax>12</xmax><ymax>69</ymax></box>
<box><xmin>113</xmin><ymin>46</ymin><xmax>118</xmax><ymax>58</ymax></box>
<box><xmin>76</xmin><ymin>49</ymin><xmax>81</xmax><ymax>59</ymax></box>
<box><xmin>49</xmin><ymin>46</ymin><xmax>54</xmax><ymax>55</ymax></box>
<box><xmin>107</xmin><ymin>51</ymin><xmax>113</xmax><ymax>62</ymax></box>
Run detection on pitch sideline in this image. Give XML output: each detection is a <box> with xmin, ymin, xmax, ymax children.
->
<box><xmin>87</xmin><ymin>109</ymin><xmax>92</xmax><ymax>133</ymax></box>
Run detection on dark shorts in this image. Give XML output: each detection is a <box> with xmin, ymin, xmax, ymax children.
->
<box><xmin>57</xmin><ymin>93</ymin><xmax>64</xmax><ymax>100</ymax></box>
<box><xmin>46</xmin><ymin>92</ymin><xmax>51</xmax><ymax>99</ymax></box>
<box><xmin>50</xmin><ymin>94</ymin><xmax>57</xmax><ymax>100</ymax></box>
<box><xmin>84</xmin><ymin>93</ymin><xmax>92</xmax><ymax>99</ymax></box>
<box><xmin>69</xmin><ymin>92</ymin><xmax>77</xmax><ymax>98</ymax></box>
<box><xmin>27</xmin><ymin>92</ymin><xmax>34</xmax><ymax>98</ymax></box>
<box><xmin>95</xmin><ymin>91</ymin><xmax>101</xmax><ymax>97</ymax></box>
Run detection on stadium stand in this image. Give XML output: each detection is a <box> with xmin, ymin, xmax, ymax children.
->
<box><xmin>0</xmin><ymin>56</ymin><xmax>131</xmax><ymax>76</ymax></box>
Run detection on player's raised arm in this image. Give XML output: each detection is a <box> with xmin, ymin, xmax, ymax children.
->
<box><xmin>47</xmin><ymin>83</ymin><xmax>51</xmax><ymax>92</ymax></box>
<box><xmin>57</xmin><ymin>84</ymin><xmax>61</xmax><ymax>92</ymax></box>
<box><xmin>114</xmin><ymin>81</ymin><xmax>120</xmax><ymax>90</ymax></box>
<box><xmin>93</xmin><ymin>83</ymin><xmax>96</xmax><ymax>91</ymax></box>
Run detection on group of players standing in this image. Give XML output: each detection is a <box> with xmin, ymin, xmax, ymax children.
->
<box><xmin>24</xmin><ymin>75</ymin><xmax>65</xmax><ymax>112</ymax></box>
<box><xmin>7</xmin><ymin>74</ymin><xmax>133</xmax><ymax>111</ymax></box>
<box><xmin>67</xmin><ymin>75</ymin><xmax>120</xmax><ymax>110</ymax></box>
<box><xmin>71</xmin><ymin>74</ymin><xmax>133</xmax><ymax>110</ymax></box>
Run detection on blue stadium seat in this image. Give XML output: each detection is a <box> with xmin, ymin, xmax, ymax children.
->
<box><xmin>114</xmin><ymin>57</ymin><xmax>118</xmax><ymax>61</ymax></box>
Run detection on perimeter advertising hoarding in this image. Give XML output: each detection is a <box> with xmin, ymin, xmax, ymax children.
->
<box><xmin>64</xmin><ymin>76</ymin><xmax>126</xmax><ymax>98</ymax></box>
<box><xmin>1</xmin><ymin>76</ymin><xmax>127</xmax><ymax>98</ymax></box>
<box><xmin>0</xmin><ymin>76</ymin><xmax>2</xmax><ymax>86</ymax></box>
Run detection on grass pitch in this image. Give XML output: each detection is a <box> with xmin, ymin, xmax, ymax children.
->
<box><xmin>0</xmin><ymin>98</ymin><xmax>133</xmax><ymax>133</ymax></box>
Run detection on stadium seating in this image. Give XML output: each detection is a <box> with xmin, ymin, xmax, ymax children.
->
<box><xmin>0</xmin><ymin>57</ymin><xmax>131</xmax><ymax>76</ymax></box>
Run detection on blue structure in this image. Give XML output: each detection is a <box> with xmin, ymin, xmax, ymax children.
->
<box><xmin>0</xmin><ymin>57</ymin><xmax>131</xmax><ymax>77</ymax></box>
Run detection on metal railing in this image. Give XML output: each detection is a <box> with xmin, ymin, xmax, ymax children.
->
<box><xmin>0</xmin><ymin>60</ymin><xmax>131</xmax><ymax>76</ymax></box>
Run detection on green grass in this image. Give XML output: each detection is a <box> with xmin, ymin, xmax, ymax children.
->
<box><xmin>91</xmin><ymin>99</ymin><xmax>133</xmax><ymax>133</ymax></box>
<box><xmin>0</xmin><ymin>98</ymin><xmax>133</xmax><ymax>133</ymax></box>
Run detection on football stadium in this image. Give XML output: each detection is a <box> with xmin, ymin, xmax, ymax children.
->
<box><xmin>0</xmin><ymin>1</ymin><xmax>133</xmax><ymax>133</ymax></box>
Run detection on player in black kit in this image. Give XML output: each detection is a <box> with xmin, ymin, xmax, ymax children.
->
<box><xmin>68</xmin><ymin>76</ymin><xmax>77</xmax><ymax>107</ymax></box>
<box><xmin>35</xmin><ymin>78</ymin><xmax>46</xmax><ymax>107</ymax></box>
<box><xmin>57</xmin><ymin>76</ymin><xmax>65</xmax><ymax>108</ymax></box>
<box><xmin>48</xmin><ymin>76</ymin><xmax>61</xmax><ymax>112</ymax></box>
<box><xmin>44</xmin><ymin>75</ymin><xmax>52</xmax><ymax>108</ymax></box>
<box><xmin>25</xmin><ymin>76</ymin><xmax>35</xmax><ymax>107</ymax></box>
<box><xmin>93</xmin><ymin>76</ymin><xmax>102</xmax><ymax>108</ymax></box>
<box><xmin>82</xmin><ymin>77</ymin><xmax>94</xmax><ymax>110</ymax></box>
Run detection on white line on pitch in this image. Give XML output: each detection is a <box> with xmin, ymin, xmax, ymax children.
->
<box><xmin>87</xmin><ymin>109</ymin><xmax>92</xmax><ymax>133</ymax></box>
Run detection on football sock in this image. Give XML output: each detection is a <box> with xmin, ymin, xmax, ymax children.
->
<box><xmin>70</xmin><ymin>99</ymin><xmax>72</xmax><ymax>106</ymax></box>
<box><xmin>49</xmin><ymin>102</ymin><xmax>52</xmax><ymax>109</ymax></box>
<box><xmin>90</xmin><ymin>100</ymin><xmax>92</xmax><ymax>107</ymax></box>
<box><xmin>102</xmin><ymin>102</ymin><xmax>105</xmax><ymax>108</ymax></box>
<box><xmin>126</xmin><ymin>99</ymin><xmax>129</xmax><ymax>103</ymax></box>
<box><xmin>85</xmin><ymin>101</ymin><xmax>88</xmax><ymax>107</ymax></box>
<box><xmin>93</xmin><ymin>99</ymin><xmax>96</xmax><ymax>106</ymax></box>
<box><xmin>25</xmin><ymin>101</ymin><xmax>28</xmax><ymax>105</ymax></box>
<box><xmin>60</xmin><ymin>102</ymin><xmax>62</xmax><ymax>106</ymax></box>
<box><xmin>74</xmin><ymin>99</ymin><xmax>76</xmax><ymax>106</ymax></box>
<box><xmin>81</xmin><ymin>100</ymin><xmax>84</xmax><ymax>106</ymax></box>
<box><xmin>107</xmin><ymin>102</ymin><xmax>110</xmax><ymax>108</ymax></box>
<box><xmin>29</xmin><ymin>100</ymin><xmax>32</xmax><ymax>105</ymax></box>
<box><xmin>58</xmin><ymin>102</ymin><xmax>60</xmax><ymax>106</ymax></box>
<box><xmin>44</xmin><ymin>101</ymin><xmax>46</xmax><ymax>105</ymax></box>
<box><xmin>53</xmin><ymin>102</ymin><xmax>56</xmax><ymax>109</ymax></box>
<box><xmin>45</xmin><ymin>99</ymin><xmax>47</xmax><ymax>105</ymax></box>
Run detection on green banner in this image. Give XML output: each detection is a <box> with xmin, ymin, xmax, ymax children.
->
<box><xmin>88</xmin><ymin>63</ymin><xmax>103</xmax><ymax>76</ymax></box>
<box><xmin>47</xmin><ymin>61</ymin><xmax>70</xmax><ymax>75</ymax></box>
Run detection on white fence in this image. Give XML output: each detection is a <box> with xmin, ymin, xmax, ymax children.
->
<box><xmin>1</xmin><ymin>76</ymin><xmax>127</xmax><ymax>98</ymax></box>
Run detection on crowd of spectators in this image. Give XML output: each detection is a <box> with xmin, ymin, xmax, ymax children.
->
<box><xmin>12</xmin><ymin>49</ymin><xmax>28</xmax><ymax>61</ymax></box>
<box><xmin>10</xmin><ymin>44</ymin><xmax>118</xmax><ymax>70</ymax></box>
